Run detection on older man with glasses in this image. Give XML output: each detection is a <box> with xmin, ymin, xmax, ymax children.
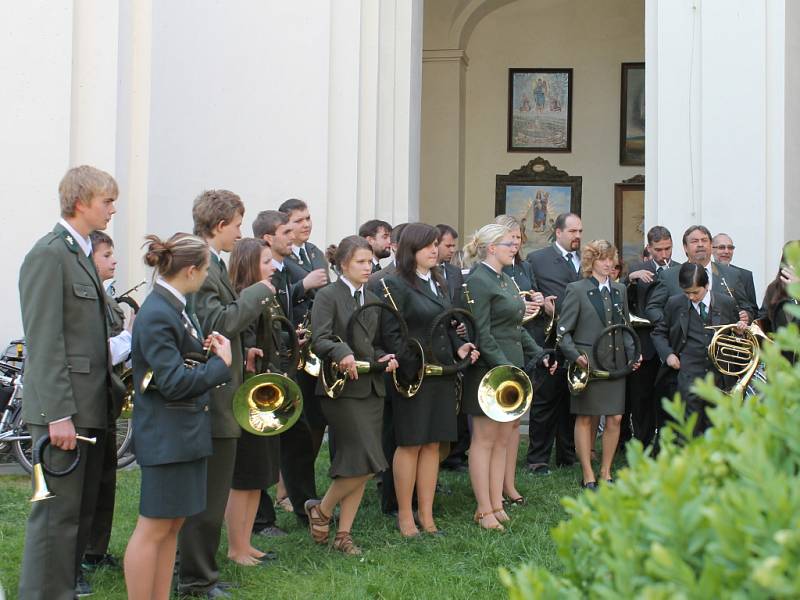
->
<box><xmin>712</xmin><ymin>233</ymin><xmax>757</xmax><ymax>311</ymax></box>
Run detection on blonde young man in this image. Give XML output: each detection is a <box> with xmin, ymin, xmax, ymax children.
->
<box><xmin>18</xmin><ymin>165</ymin><xmax>118</xmax><ymax>600</ymax></box>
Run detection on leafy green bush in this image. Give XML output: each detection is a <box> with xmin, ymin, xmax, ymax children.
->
<box><xmin>501</xmin><ymin>249</ymin><xmax>800</xmax><ymax>599</ymax></box>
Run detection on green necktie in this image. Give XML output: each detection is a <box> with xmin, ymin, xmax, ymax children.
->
<box><xmin>699</xmin><ymin>302</ymin><xmax>708</xmax><ymax>322</ymax></box>
<box><xmin>299</xmin><ymin>246</ymin><xmax>310</xmax><ymax>266</ymax></box>
<box><xmin>354</xmin><ymin>289</ymin><xmax>362</xmax><ymax>305</ymax></box>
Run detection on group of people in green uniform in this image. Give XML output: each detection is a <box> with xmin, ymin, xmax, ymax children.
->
<box><xmin>15</xmin><ymin>164</ymin><xmax>797</xmax><ymax>599</ymax></box>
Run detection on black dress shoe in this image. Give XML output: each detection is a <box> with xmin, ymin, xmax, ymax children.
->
<box><xmin>253</xmin><ymin>525</ymin><xmax>288</xmax><ymax>537</ymax></box>
<box><xmin>75</xmin><ymin>571</ymin><xmax>93</xmax><ymax>597</ymax></box>
<box><xmin>527</xmin><ymin>463</ymin><xmax>551</xmax><ymax>475</ymax></box>
<box><xmin>605</xmin><ymin>478</ymin><xmax>614</xmax><ymax>484</ymax></box>
<box><xmin>581</xmin><ymin>481</ymin><xmax>598</xmax><ymax>491</ymax></box>
<box><xmin>179</xmin><ymin>585</ymin><xmax>233</xmax><ymax>599</ymax></box>
<box><xmin>82</xmin><ymin>552</ymin><xmax>121</xmax><ymax>571</ymax></box>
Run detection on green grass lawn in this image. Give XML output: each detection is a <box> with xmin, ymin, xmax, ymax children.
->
<box><xmin>0</xmin><ymin>444</ymin><xmax>584</xmax><ymax>599</ymax></box>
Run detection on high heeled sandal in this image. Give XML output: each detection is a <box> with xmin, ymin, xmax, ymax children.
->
<box><xmin>304</xmin><ymin>499</ymin><xmax>330</xmax><ymax>544</ymax></box>
<box><xmin>473</xmin><ymin>511</ymin><xmax>505</xmax><ymax>531</ymax></box>
<box><xmin>333</xmin><ymin>531</ymin><xmax>362</xmax><ymax>555</ymax></box>
<box><xmin>493</xmin><ymin>507</ymin><xmax>510</xmax><ymax>523</ymax></box>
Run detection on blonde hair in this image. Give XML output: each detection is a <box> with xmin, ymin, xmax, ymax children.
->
<box><xmin>143</xmin><ymin>233</ymin><xmax>209</xmax><ymax>280</ymax></box>
<box><xmin>580</xmin><ymin>239</ymin><xmax>618</xmax><ymax>278</ymax></box>
<box><xmin>494</xmin><ymin>214</ymin><xmax>528</xmax><ymax>247</ymax></box>
<box><xmin>59</xmin><ymin>165</ymin><xmax>118</xmax><ymax>217</ymax></box>
<box><xmin>462</xmin><ymin>223</ymin><xmax>511</xmax><ymax>266</ymax></box>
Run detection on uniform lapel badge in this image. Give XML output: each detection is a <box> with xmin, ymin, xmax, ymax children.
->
<box><xmin>65</xmin><ymin>235</ymin><xmax>74</xmax><ymax>246</ymax></box>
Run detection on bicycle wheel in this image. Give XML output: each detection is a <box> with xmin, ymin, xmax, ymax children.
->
<box><xmin>10</xmin><ymin>410</ymin><xmax>33</xmax><ymax>474</ymax></box>
<box><xmin>115</xmin><ymin>416</ymin><xmax>136</xmax><ymax>468</ymax></box>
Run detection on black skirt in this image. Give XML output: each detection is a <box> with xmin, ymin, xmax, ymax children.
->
<box><xmin>392</xmin><ymin>374</ymin><xmax>458</xmax><ymax>445</ymax></box>
<box><xmin>231</xmin><ymin>431</ymin><xmax>280</xmax><ymax>490</ymax></box>
<box><xmin>139</xmin><ymin>458</ymin><xmax>207</xmax><ymax>518</ymax></box>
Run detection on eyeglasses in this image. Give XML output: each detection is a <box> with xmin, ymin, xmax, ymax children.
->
<box><xmin>712</xmin><ymin>245</ymin><xmax>735</xmax><ymax>251</ymax></box>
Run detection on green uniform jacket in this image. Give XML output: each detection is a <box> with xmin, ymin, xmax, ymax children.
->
<box><xmin>19</xmin><ymin>224</ymin><xmax>111</xmax><ymax>428</ymax></box>
<box><xmin>192</xmin><ymin>254</ymin><xmax>271</xmax><ymax>438</ymax></box>
<box><xmin>311</xmin><ymin>279</ymin><xmax>387</xmax><ymax>399</ymax></box>
<box><xmin>465</xmin><ymin>263</ymin><xmax>544</xmax><ymax>370</ymax></box>
<box><xmin>557</xmin><ymin>278</ymin><xmax>636</xmax><ymax>371</ymax></box>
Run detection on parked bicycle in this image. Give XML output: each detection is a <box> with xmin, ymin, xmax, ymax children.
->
<box><xmin>0</xmin><ymin>338</ymin><xmax>135</xmax><ymax>472</ymax></box>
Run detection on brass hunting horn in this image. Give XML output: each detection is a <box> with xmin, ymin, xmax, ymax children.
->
<box><xmin>320</xmin><ymin>301</ymin><xmax>409</xmax><ymax>399</ymax></box>
<box><xmin>706</xmin><ymin>321</ymin><xmax>769</xmax><ymax>396</ymax></box>
<box><xmin>30</xmin><ymin>434</ymin><xmax>97</xmax><ymax>502</ymax></box>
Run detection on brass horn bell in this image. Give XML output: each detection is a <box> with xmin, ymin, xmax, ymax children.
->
<box><xmin>477</xmin><ymin>365</ymin><xmax>533</xmax><ymax>422</ymax></box>
<box><xmin>706</xmin><ymin>322</ymin><xmax>769</xmax><ymax>396</ymax></box>
<box><xmin>30</xmin><ymin>434</ymin><xmax>97</xmax><ymax>502</ymax></box>
<box><xmin>566</xmin><ymin>353</ymin><xmax>610</xmax><ymax>395</ymax></box>
<box><xmin>233</xmin><ymin>372</ymin><xmax>302</xmax><ymax>436</ymax></box>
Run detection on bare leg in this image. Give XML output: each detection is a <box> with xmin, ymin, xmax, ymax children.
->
<box><xmin>502</xmin><ymin>418</ymin><xmax>522</xmax><ymax>499</ymax></box>
<box><xmin>336</xmin><ymin>477</ymin><xmax>370</xmax><ymax>533</ymax></box>
<box><xmin>151</xmin><ymin>518</ymin><xmax>185</xmax><ymax>599</ymax></box>
<box><xmin>469</xmin><ymin>417</ymin><xmax>502</xmax><ymax>529</ymax></box>
<box><xmin>124</xmin><ymin>515</ymin><xmax>181</xmax><ymax>600</ymax></box>
<box><xmin>490</xmin><ymin>422</ymin><xmax>513</xmax><ymax>521</ymax></box>
<box><xmin>225</xmin><ymin>489</ymin><xmax>260</xmax><ymax>565</ymax></box>
<box><xmin>574</xmin><ymin>415</ymin><xmax>596</xmax><ymax>484</ymax></box>
<box><xmin>319</xmin><ymin>476</ymin><xmax>369</xmax><ymax>518</ymax></box>
<box><xmin>393</xmin><ymin>445</ymin><xmax>422</xmax><ymax>536</ymax></box>
<box><xmin>600</xmin><ymin>414</ymin><xmax>622</xmax><ymax>480</ymax></box>
<box><xmin>415</xmin><ymin>443</ymin><xmax>440</xmax><ymax>531</ymax></box>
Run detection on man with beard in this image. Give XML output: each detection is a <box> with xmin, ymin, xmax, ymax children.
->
<box><xmin>359</xmin><ymin>219</ymin><xmax>392</xmax><ymax>273</ymax></box>
<box><xmin>524</xmin><ymin>213</ymin><xmax>582</xmax><ymax>474</ymax></box>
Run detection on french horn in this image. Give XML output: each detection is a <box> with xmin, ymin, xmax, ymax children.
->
<box><xmin>566</xmin><ymin>323</ymin><xmax>642</xmax><ymax>395</ymax></box>
<box><xmin>320</xmin><ymin>302</ymin><xmax>409</xmax><ymax>399</ymax></box>
<box><xmin>232</xmin><ymin>298</ymin><xmax>303</xmax><ymax>436</ymax></box>
<box><xmin>461</xmin><ymin>280</ymin><xmax>533</xmax><ymax>421</ymax></box>
<box><xmin>706</xmin><ymin>321</ymin><xmax>769</xmax><ymax>397</ymax></box>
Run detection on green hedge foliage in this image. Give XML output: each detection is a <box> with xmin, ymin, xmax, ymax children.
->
<box><xmin>502</xmin><ymin>247</ymin><xmax>800</xmax><ymax>599</ymax></box>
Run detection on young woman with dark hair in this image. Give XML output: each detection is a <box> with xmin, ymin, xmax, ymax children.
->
<box><xmin>652</xmin><ymin>262</ymin><xmax>744</xmax><ymax>435</ymax></box>
<box><xmin>382</xmin><ymin>223</ymin><xmax>479</xmax><ymax>537</ymax></box>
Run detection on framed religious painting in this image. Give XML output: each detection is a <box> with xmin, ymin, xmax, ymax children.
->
<box><xmin>614</xmin><ymin>175</ymin><xmax>645</xmax><ymax>267</ymax></box>
<box><xmin>507</xmin><ymin>68</ymin><xmax>573</xmax><ymax>152</ymax></box>
<box><xmin>619</xmin><ymin>62</ymin><xmax>645</xmax><ymax>165</ymax></box>
<box><xmin>495</xmin><ymin>157</ymin><xmax>582</xmax><ymax>256</ymax></box>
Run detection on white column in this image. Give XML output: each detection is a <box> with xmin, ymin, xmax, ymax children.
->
<box><xmin>420</xmin><ymin>49</ymin><xmax>468</xmax><ymax>233</ymax></box>
<box><xmin>648</xmin><ymin>0</ymin><xmax>788</xmax><ymax>294</ymax></box>
<box><xmin>70</xmin><ymin>0</ymin><xmax>120</xmax><ymax>185</ymax></box>
<box><xmin>113</xmin><ymin>0</ymin><xmax>153</xmax><ymax>290</ymax></box>
<box><xmin>325</xmin><ymin>0</ymin><xmax>362</xmax><ymax>245</ymax></box>
<box><xmin>0</xmin><ymin>2</ymin><xmax>73</xmax><ymax>339</ymax></box>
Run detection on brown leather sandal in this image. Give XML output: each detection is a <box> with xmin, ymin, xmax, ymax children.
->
<box><xmin>493</xmin><ymin>507</ymin><xmax>510</xmax><ymax>523</ymax></box>
<box><xmin>473</xmin><ymin>511</ymin><xmax>505</xmax><ymax>531</ymax></box>
<box><xmin>332</xmin><ymin>531</ymin><xmax>362</xmax><ymax>555</ymax></box>
<box><xmin>304</xmin><ymin>499</ymin><xmax>330</xmax><ymax>544</ymax></box>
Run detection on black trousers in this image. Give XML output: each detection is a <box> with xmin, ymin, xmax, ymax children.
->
<box><xmin>442</xmin><ymin>375</ymin><xmax>469</xmax><ymax>467</ymax></box>
<box><xmin>19</xmin><ymin>425</ymin><xmax>107</xmax><ymax>600</ymax></box>
<box><xmin>177</xmin><ymin>437</ymin><xmax>236</xmax><ymax>594</ymax></box>
<box><xmin>84</xmin><ymin>424</ymin><xmax>118</xmax><ymax>558</ymax></box>
<box><xmin>621</xmin><ymin>357</ymin><xmax>661</xmax><ymax>447</ymax></box>
<box><xmin>279</xmin><ymin>372</ymin><xmax>327</xmax><ymax>521</ymax></box>
<box><xmin>379</xmin><ymin>374</ymin><xmax>399</xmax><ymax>513</ymax></box>
<box><xmin>253</xmin><ymin>490</ymin><xmax>277</xmax><ymax>530</ymax></box>
<box><xmin>526</xmin><ymin>368</ymin><xmax>576</xmax><ymax>466</ymax></box>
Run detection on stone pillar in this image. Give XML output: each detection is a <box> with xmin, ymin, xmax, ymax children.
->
<box><xmin>420</xmin><ymin>49</ymin><xmax>468</xmax><ymax>235</ymax></box>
